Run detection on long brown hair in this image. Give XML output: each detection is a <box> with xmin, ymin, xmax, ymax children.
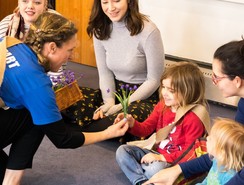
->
<box><xmin>87</xmin><ymin>0</ymin><xmax>148</xmax><ymax>40</ymax></box>
<box><xmin>159</xmin><ymin>62</ymin><xmax>207</xmax><ymax>107</ymax></box>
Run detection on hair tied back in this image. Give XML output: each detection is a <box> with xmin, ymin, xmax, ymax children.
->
<box><xmin>240</xmin><ymin>37</ymin><xmax>244</xmax><ymax>57</ymax></box>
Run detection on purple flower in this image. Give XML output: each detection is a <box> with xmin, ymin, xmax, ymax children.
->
<box><xmin>52</xmin><ymin>70</ymin><xmax>83</xmax><ymax>91</ymax></box>
<box><xmin>112</xmin><ymin>84</ymin><xmax>138</xmax><ymax>117</ymax></box>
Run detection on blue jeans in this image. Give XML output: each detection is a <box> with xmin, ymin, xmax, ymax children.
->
<box><xmin>116</xmin><ymin>145</ymin><xmax>170</xmax><ymax>185</ymax></box>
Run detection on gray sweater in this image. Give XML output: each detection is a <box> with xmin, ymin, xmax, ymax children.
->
<box><xmin>93</xmin><ymin>19</ymin><xmax>165</xmax><ymax>105</ymax></box>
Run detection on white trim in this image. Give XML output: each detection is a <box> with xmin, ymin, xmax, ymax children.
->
<box><xmin>220</xmin><ymin>0</ymin><xmax>244</xmax><ymax>5</ymax></box>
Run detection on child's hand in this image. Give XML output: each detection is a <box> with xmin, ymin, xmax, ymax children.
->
<box><xmin>114</xmin><ymin>113</ymin><xmax>135</xmax><ymax>128</ymax></box>
<box><xmin>114</xmin><ymin>113</ymin><xmax>125</xmax><ymax>124</ymax></box>
<box><xmin>141</xmin><ymin>153</ymin><xmax>165</xmax><ymax>164</ymax></box>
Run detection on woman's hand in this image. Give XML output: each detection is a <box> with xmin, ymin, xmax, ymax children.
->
<box><xmin>105</xmin><ymin>104</ymin><xmax>122</xmax><ymax>116</ymax></box>
<box><xmin>106</xmin><ymin>118</ymin><xmax>129</xmax><ymax>138</ymax></box>
<box><xmin>93</xmin><ymin>108</ymin><xmax>104</xmax><ymax>120</ymax></box>
<box><xmin>114</xmin><ymin>113</ymin><xmax>135</xmax><ymax>128</ymax></box>
<box><xmin>142</xmin><ymin>165</ymin><xmax>182</xmax><ymax>185</ymax></box>
<box><xmin>93</xmin><ymin>103</ymin><xmax>114</xmax><ymax>120</ymax></box>
<box><xmin>83</xmin><ymin>119</ymin><xmax>129</xmax><ymax>145</ymax></box>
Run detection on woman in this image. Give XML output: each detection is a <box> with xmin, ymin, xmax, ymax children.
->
<box><xmin>143</xmin><ymin>40</ymin><xmax>244</xmax><ymax>185</ymax></box>
<box><xmin>76</xmin><ymin>0</ymin><xmax>164</xmax><ymax>138</ymax></box>
<box><xmin>0</xmin><ymin>12</ymin><xmax>128</xmax><ymax>185</ymax></box>
<box><xmin>0</xmin><ymin>0</ymin><xmax>56</xmax><ymax>40</ymax></box>
<box><xmin>0</xmin><ymin>0</ymin><xmax>62</xmax><ymax>81</ymax></box>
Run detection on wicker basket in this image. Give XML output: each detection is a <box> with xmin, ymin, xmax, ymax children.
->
<box><xmin>55</xmin><ymin>80</ymin><xmax>83</xmax><ymax>111</ymax></box>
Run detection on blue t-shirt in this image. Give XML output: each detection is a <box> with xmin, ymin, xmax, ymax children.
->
<box><xmin>0</xmin><ymin>41</ymin><xmax>62</xmax><ymax>125</ymax></box>
<box><xmin>196</xmin><ymin>159</ymin><xmax>236</xmax><ymax>185</ymax></box>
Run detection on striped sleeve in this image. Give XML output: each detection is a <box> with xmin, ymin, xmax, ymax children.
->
<box><xmin>0</xmin><ymin>14</ymin><xmax>13</xmax><ymax>39</ymax></box>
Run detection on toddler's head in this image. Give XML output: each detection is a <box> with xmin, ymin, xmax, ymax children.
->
<box><xmin>207</xmin><ymin>118</ymin><xmax>244</xmax><ymax>171</ymax></box>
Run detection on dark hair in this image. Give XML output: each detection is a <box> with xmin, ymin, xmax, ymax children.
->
<box><xmin>214</xmin><ymin>39</ymin><xmax>244</xmax><ymax>80</ymax></box>
<box><xmin>24</xmin><ymin>12</ymin><xmax>78</xmax><ymax>70</ymax></box>
<box><xmin>87</xmin><ymin>0</ymin><xmax>148</xmax><ymax>40</ymax></box>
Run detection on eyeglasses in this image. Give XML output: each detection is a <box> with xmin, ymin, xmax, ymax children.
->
<box><xmin>211</xmin><ymin>72</ymin><xmax>233</xmax><ymax>85</ymax></box>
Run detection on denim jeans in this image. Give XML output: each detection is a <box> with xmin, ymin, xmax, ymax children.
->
<box><xmin>116</xmin><ymin>145</ymin><xmax>170</xmax><ymax>185</ymax></box>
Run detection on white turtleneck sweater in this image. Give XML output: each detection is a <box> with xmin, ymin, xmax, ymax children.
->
<box><xmin>93</xmin><ymin>19</ymin><xmax>165</xmax><ymax>104</ymax></box>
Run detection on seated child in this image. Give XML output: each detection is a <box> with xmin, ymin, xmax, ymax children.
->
<box><xmin>115</xmin><ymin>62</ymin><xmax>209</xmax><ymax>185</ymax></box>
<box><xmin>196</xmin><ymin>118</ymin><xmax>244</xmax><ymax>184</ymax></box>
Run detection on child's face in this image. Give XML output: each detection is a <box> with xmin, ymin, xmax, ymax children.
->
<box><xmin>161</xmin><ymin>78</ymin><xmax>179</xmax><ymax>112</ymax></box>
<box><xmin>206</xmin><ymin>134</ymin><xmax>216</xmax><ymax>157</ymax></box>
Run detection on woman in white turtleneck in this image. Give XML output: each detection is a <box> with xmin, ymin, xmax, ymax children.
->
<box><xmin>80</xmin><ymin>0</ymin><xmax>164</xmax><ymax>141</ymax></box>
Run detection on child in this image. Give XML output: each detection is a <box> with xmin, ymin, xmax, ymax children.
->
<box><xmin>197</xmin><ymin>118</ymin><xmax>244</xmax><ymax>185</ymax></box>
<box><xmin>115</xmin><ymin>62</ymin><xmax>209</xmax><ymax>185</ymax></box>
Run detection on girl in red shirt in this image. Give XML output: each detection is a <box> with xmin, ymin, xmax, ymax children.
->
<box><xmin>115</xmin><ymin>62</ymin><xmax>209</xmax><ymax>185</ymax></box>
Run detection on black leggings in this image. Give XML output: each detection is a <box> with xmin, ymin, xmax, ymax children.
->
<box><xmin>63</xmin><ymin>80</ymin><xmax>159</xmax><ymax>134</ymax></box>
<box><xmin>0</xmin><ymin>108</ymin><xmax>44</xmax><ymax>183</ymax></box>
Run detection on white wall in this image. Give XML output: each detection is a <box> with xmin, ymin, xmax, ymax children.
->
<box><xmin>139</xmin><ymin>0</ymin><xmax>244</xmax><ymax>64</ymax></box>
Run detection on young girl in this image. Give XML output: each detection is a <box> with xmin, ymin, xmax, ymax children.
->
<box><xmin>115</xmin><ymin>62</ymin><xmax>209</xmax><ymax>185</ymax></box>
<box><xmin>197</xmin><ymin>118</ymin><xmax>244</xmax><ymax>184</ymax></box>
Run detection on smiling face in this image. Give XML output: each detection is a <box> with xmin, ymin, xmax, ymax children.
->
<box><xmin>18</xmin><ymin>0</ymin><xmax>47</xmax><ymax>25</ymax></box>
<box><xmin>161</xmin><ymin>78</ymin><xmax>180</xmax><ymax>112</ymax></box>
<box><xmin>101</xmin><ymin>0</ymin><xmax>128</xmax><ymax>22</ymax></box>
<box><xmin>212</xmin><ymin>59</ymin><xmax>239</xmax><ymax>98</ymax></box>
<box><xmin>43</xmin><ymin>35</ymin><xmax>77</xmax><ymax>72</ymax></box>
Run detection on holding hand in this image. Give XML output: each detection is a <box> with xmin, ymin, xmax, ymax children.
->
<box><xmin>114</xmin><ymin>113</ymin><xmax>135</xmax><ymax>128</ymax></box>
<box><xmin>142</xmin><ymin>165</ymin><xmax>182</xmax><ymax>185</ymax></box>
<box><xmin>106</xmin><ymin>118</ymin><xmax>129</xmax><ymax>138</ymax></box>
<box><xmin>83</xmin><ymin>118</ymin><xmax>129</xmax><ymax>145</ymax></box>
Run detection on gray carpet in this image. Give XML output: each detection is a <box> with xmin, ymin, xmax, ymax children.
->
<box><xmin>5</xmin><ymin>62</ymin><xmax>237</xmax><ymax>185</ymax></box>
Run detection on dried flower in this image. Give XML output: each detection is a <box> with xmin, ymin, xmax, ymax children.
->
<box><xmin>109</xmin><ymin>84</ymin><xmax>137</xmax><ymax>117</ymax></box>
<box><xmin>51</xmin><ymin>70</ymin><xmax>83</xmax><ymax>91</ymax></box>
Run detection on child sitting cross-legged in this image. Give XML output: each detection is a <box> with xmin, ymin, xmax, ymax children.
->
<box><xmin>115</xmin><ymin>62</ymin><xmax>210</xmax><ymax>185</ymax></box>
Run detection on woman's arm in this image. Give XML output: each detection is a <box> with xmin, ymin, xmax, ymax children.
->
<box><xmin>235</xmin><ymin>98</ymin><xmax>244</xmax><ymax>125</ymax></box>
<box><xmin>93</xmin><ymin>36</ymin><xmax>115</xmax><ymax>105</ymax></box>
<box><xmin>129</xmin><ymin>28</ymin><xmax>164</xmax><ymax>103</ymax></box>
<box><xmin>179</xmin><ymin>154</ymin><xmax>212</xmax><ymax>178</ymax></box>
<box><xmin>143</xmin><ymin>164</ymin><xmax>182</xmax><ymax>185</ymax></box>
<box><xmin>143</xmin><ymin>154</ymin><xmax>212</xmax><ymax>185</ymax></box>
<box><xmin>41</xmin><ymin>118</ymin><xmax>128</xmax><ymax>148</ymax></box>
<box><xmin>225</xmin><ymin>168</ymin><xmax>244</xmax><ymax>185</ymax></box>
<box><xmin>82</xmin><ymin>119</ymin><xmax>128</xmax><ymax>145</ymax></box>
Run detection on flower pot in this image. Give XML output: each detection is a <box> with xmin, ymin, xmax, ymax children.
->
<box><xmin>55</xmin><ymin>80</ymin><xmax>83</xmax><ymax>111</ymax></box>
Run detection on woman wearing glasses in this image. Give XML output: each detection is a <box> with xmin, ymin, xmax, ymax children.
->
<box><xmin>143</xmin><ymin>40</ymin><xmax>244</xmax><ymax>185</ymax></box>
